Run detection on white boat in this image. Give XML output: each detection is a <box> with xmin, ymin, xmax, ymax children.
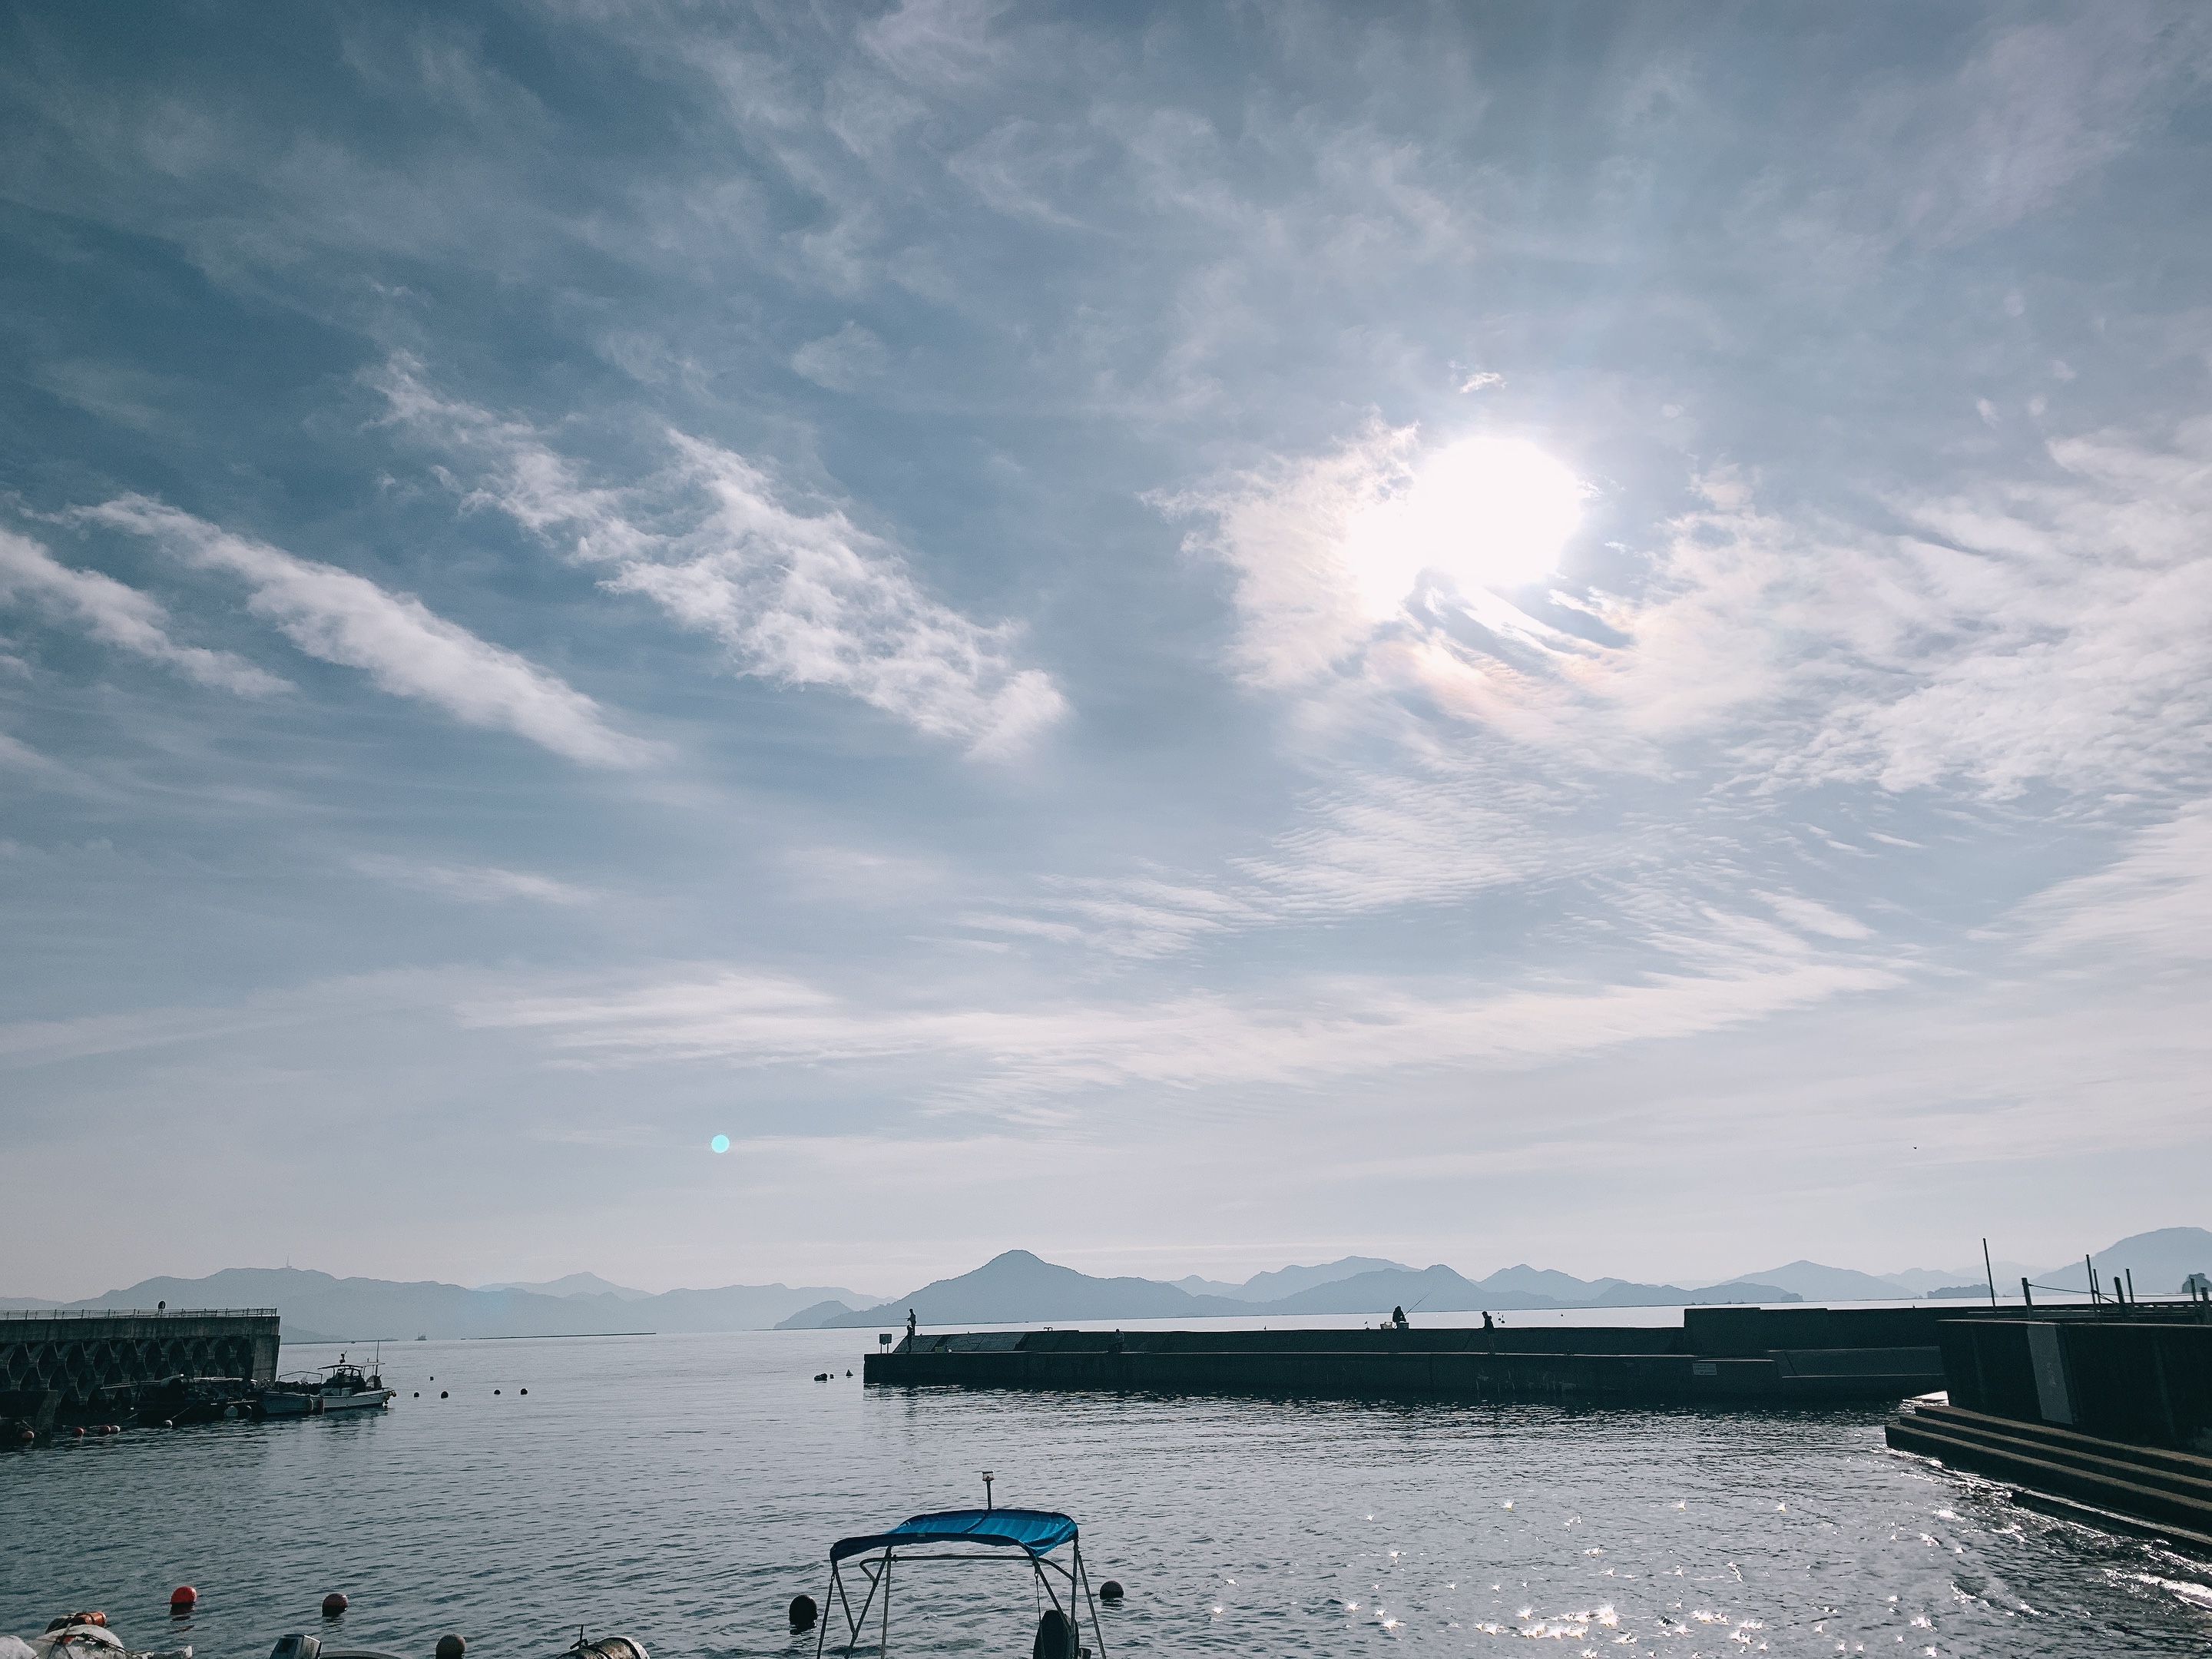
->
<box><xmin>310</xmin><ymin>1359</ymin><xmax>393</xmax><ymax>1412</ymax></box>
<box><xmin>262</xmin><ymin>1358</ymin><xmax>393</xmax><ymax>1417</ymax></box>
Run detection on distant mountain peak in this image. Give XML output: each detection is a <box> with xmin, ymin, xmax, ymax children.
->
<box><xmin>475</xmin><ymin>1271</ymin><xmax>652</xmax><ymax>1301</ymax></box>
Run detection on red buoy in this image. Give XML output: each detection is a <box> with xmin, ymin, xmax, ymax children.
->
<box><xmin>322</xmin><ymin>1594</ymin><xmax>348</xmax><ymax>1617</ymax></box>
<box><xmin>169</xmin><ymin>1588</ymin><xmax>197</xmax><ymax>1611</ymax></box>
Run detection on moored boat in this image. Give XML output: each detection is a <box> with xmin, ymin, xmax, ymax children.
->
<box><xmin>260</xmin><ymin>1357</ymin><xmax>393</xmax><ymax>1418</ymax></box>
<box><xmin>20</xmin><ymin>1614</ymin><xmax>188</xmax><ymax>1659</ymax></box>
<box><xmin>813</xmin><ymin>1499</ymin><xmax>1104</xmax><ymax>1658</ymax></box>
<box><xmin>104</xmin><ymin>1375</ymin><xmax>258</xmax><ymax>1426</ymax></box>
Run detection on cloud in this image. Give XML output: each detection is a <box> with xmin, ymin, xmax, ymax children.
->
<box><xmin>1178</xmin><ymin>418</ymin><xmax>2212</xmax><ymax>803</ymax></box>
<box><xmin>1233</xmin><ymin>766</ymin><xmax>1566</xmax><ymax>917</ymax></box>
<box><xmin>374</xmin><ymin>357</ymin><xmax>1067</xmax><ymax>758</ymax></box>
<box><xmin>1813</xmin><ymin>422</ymin><xmax>2212</xmax><ymax>798</ymax></box>
<box><xmin>962</xmin><ymin>873</ymin><xmax>1275</xmax><ymax>959</ymax></box>
<box><xmin>349</xmin><ymin>853</ymin><xmax>598</xmax><ymax>906</ymax></box>
<box><xmin>1161</xmin><ymin>423</ymin><xmax>1407</xmax><ymax>691</ymax></box>
<box><xmin>2012</xmin><ymin>801</ymin><xmax>2212</xmax><ymax>967</ymax></box>
<box><xmin>0</xmin><ymin>729</ymin><xmax>65</xmax><ymax>776</ymax></box>
<box><xmin>462</xmin><ymin>928</ymin><xmax>1899</xmax><ymax>1108</ymax></box>
<box><xmin>1759</xmin><ymin>892</ymin><xmax>1873</xmax><ymax>942</ymax></box>
<box><xmin>79</xmin><ymin>496</ymin><xmax>653</xmax><ymax>768</ymax></box>
<box><xmin>1856</xmin><ymin>11</ymin><xmax>2200</xmax><ymax>252</ymax></box>
<box><xmin>790</xmin><ymin>322</ymin><xmax>889</xmax><ymax>390</ymax></box>
<box><xmin>0</xmin><ymin>526</ymin><xmax>286</xmax><ymax>695</ymax></box>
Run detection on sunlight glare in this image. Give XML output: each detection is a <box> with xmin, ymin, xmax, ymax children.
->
<box><xmin>1344</xmin><ymin>435</ymin><xmax>1583</xmax><ymax>618</ymax></box>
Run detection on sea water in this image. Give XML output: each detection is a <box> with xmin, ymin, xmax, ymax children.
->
<box><xmin>5</xmin><ymin>1328</ymin><xmax>2209</xmax><ymax>1657</ymax></box>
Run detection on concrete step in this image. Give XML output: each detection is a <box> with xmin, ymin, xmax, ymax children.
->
<box><xmin>1887</xmin><ymin>1416</ymin><xmax>2212</xmax><ymax>1545</ymax></box>
<box><xmin>1912</xmin><ymin>1403</ymin><xmax>2212</xmax><ymax>1485</ymax></box>
<box><xmin>1899</xmin><ymin>1416</ymin><xmax>2212</xmax><ymax>1508</ymax></box>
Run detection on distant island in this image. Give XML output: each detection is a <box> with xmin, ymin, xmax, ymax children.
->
<box><xmin>777</xmin><ymin>1227</ymin><xmax>2210</xmax><ymax>1329</ymax></box>
<box><xmin>7</xmin><ymin>1227</ymin><xmax>2202</xmax><ymax>1342</ymax></box>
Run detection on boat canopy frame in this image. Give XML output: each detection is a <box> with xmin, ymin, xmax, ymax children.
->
<box><xmin>816</xmin><ymin>1508</ymin><xmax>1106</xmax><ymax>1659</ymax></box>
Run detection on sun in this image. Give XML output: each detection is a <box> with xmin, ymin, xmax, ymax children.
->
<box><xmin>1343</xmin><ymin>435</ymin><xmax>1584</xmax><ymax>618</ymax></box>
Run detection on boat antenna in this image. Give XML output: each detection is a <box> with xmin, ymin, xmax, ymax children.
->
<box><xmin>982</xmin><ymin>1469</ymin><xmax>995</xmax><ymax>1511</ymax></box>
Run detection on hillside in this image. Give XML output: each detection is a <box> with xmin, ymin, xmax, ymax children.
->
<box><xmin>20</xmin><ymin>1266</ymin><xmax>886</xmax><ymax>1339</ymax></box>
<box><xmin>816</xmin><ymin>1250</ymin><xmax>1250</xmax><ymax>1327</ymax></box>
<box><xmin>2034</xmin><ymin>1227</ymin><xmax>2212</xmax><ymax>1293</ymax></box>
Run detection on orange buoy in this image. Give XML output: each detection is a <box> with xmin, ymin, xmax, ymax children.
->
<box><xmin>322</xmin><ymin>1593</ymin><xmax>348</xmax><ymax>1617</ymax></box>
<box><xmin>169</xmin><ymin>1588</ymin><xmax>197</xmax><ymax>1611</ymax></box>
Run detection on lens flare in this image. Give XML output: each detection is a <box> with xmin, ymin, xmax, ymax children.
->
<box><xmin>709</xmin><ymin>1134</ymin><xmax>730</xmax><ymax>1154</ymax></box>
<box><xmin>1343</xmin><ymin>435</ymin><xmax>1583</xmax><ymax>617</ymax></box>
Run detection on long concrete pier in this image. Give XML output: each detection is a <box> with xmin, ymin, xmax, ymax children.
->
<box><xmin>859</xmin><ymin>1305</ymin><xmax>2075</xmax><ymax>1405</ymax></box>
<box><xmin>0</xmin><ymin>1309</ymin><xmax>281</xmax><ymax>1425</ymax></box>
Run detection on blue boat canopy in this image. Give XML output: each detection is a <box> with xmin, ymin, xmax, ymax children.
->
<box><xmin>830</xmin><ymin>1508</ymin><xmax>1079</xmax><ymax>1563</ymax></box>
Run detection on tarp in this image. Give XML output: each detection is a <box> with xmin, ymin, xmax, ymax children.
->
<box><xmin>830</xmin><ymin>1508</ymin><xmax>1078</xmax><ymax>1563</ymax></box>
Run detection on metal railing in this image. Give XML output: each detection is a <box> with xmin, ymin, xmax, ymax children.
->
<box><xmin>0</xmin><ymin>1307</ymin><xmax>278</xmax><ymax>1320</ymax></box>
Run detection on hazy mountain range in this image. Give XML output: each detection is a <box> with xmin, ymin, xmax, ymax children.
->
<box><xmin>0</xmin><ymin>1267</ymin><xmax>887</xmax><ymax>1344</ymax></box>
<box><xmin>5</xmin><ymin>1229</ymin><xmax>2200</xmax><ymax>1341</ymax></box>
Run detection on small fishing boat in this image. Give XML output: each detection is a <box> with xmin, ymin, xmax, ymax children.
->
<box><xmin>813</xmin><ymin>1504</ymin><xmax>1104</xmax><ymax>1658</ymax></box>
<box><xmin>260</xmin><ymin>1357</ymin><xmax>393</xmax><ymax>1418</ymax></box>
<box><xmin>309</xmin><ymin>1359</ymin><xmax>392</xmax><ymax>1412</ymax></box>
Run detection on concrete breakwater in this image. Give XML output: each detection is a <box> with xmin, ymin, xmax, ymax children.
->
<box><xmin>1886</xmin><ymin>1313</ymin><xmax>2212</xmax><ymax>1548</ymax></box>
<box><xmin>1</xmin><ymin>1310</ymin><xmax>280</xmax><ymax>1431</ymax></box>
<box><xmin>861</xmin><ymin>1306</ymin><xmax>2048</xmax><ymax>1404</ymax></box>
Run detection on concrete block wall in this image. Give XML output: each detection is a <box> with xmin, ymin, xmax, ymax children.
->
<box><xmin>0</xmin><ymin>1312</ymin><xmax>281</xmax><ymax>1406</ymax></box>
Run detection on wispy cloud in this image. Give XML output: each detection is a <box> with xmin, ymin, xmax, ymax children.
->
<box><xmin>374</xmin><ymin>356</ymin><xmax>1067</xmax><ymax>758</ymax></box>
<box><xmin>2012</xmin><ymin>801</ymin><xmax>2212</xmax><ymax>967</ymax></box>
<box><xmin>0</xmin><ymin>728</ymin><xmax>65</xmax><ymax>776</ymax></box>
<box><xmin>79</xmin><ymin>497</ymin><xmax>653</xmax><ymax>768</ymax></box>
<box><xmin>0</xmin><ymin>526</ymin><xmax>286</xmax><ymax>695</ymax></box>
<box><xmin>462</xmin><ymin>927</ymin><xmax>1900</xmax><ymax>1108</ymax></box>
<box><xmin>1177</xmin><ymin>419</ymin><xmax>2212</xmax><ymax>804</ymax></box>
<box><xmin>1819</xmin><ymin>10</ymin><xmax>2205</xmax><ymax>257</ymax></box>
<box><xmin>349</xmin><ymin>853</ymin><xmax>598</xmax><ymax>906</ymax></box>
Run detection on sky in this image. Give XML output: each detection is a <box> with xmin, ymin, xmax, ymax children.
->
<box><xmin>4</xmin><ymin>1</ymin><xmax>2210</xmax><ymax>1301</ymax></box>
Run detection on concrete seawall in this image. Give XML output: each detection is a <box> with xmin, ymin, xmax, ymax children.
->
<box><xmin>0</xmin><ymin>1310</ymin><xmax>281</xmax><ymax>1417</ymax></box>
<box><xmin>863</xmin><ymin>1306</ymin><xmax>2212</xmax><ymax>1406</ymax></box>
<box><xmin>855</xmin><ymin>1308</ymin><xmax>2045</xmax><ymax>1404</ymax></box>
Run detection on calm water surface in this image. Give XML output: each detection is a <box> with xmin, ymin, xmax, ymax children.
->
<box><xmin>6</xmin><ymin>1330</ymin><xmax>2210</xmax><ymax>1657</ymax></box>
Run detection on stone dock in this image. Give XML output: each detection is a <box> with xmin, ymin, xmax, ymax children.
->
<box><xmin>860</xmin><ymin>1305</ymin><xmax>2045</xmax><ymax>1405</ymax></box>
<box><xmin>0</xmin><ymin>1308</ymin><xmax>281</xmax><ymax>1429</ymax></box>
<box><xmin>1886</xmin><ymin>1310</ymin><xmax>2212</xmax><ymax>1549</ymax></box>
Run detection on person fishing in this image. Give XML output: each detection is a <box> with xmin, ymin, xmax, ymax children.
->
<box><xmin>1391</xmin><ymin>1305</ymin><xmax>1410</xmax><ymax>1330</ymax></box>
